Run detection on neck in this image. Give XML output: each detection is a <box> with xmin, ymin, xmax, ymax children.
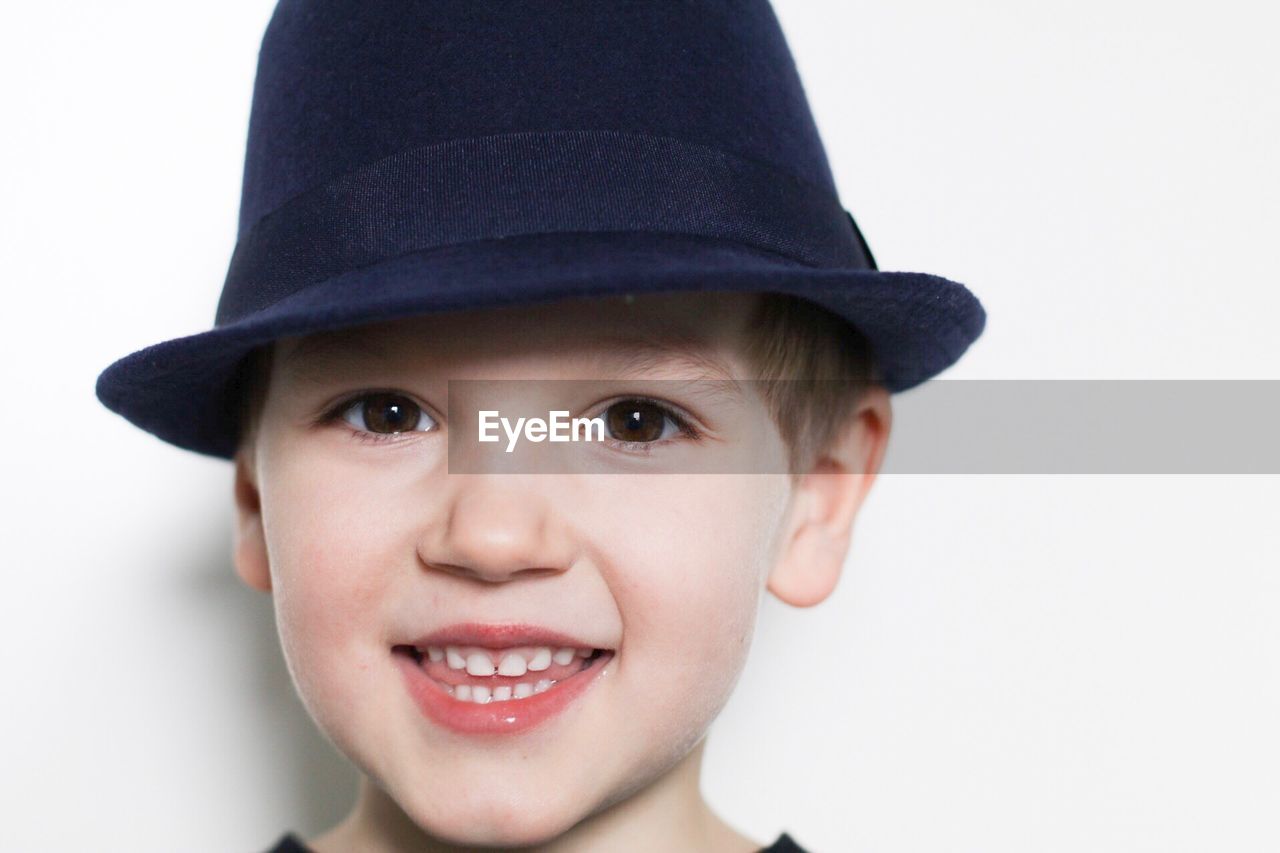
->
<box><xmin>308</xmin><ymin>738</ymin><xmax>759</xmax><ymax>853</ymax></box>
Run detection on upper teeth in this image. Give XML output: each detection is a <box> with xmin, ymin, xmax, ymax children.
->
<box><xmin>429</xmin><ymin>645</ymin><xmax>594</xmax><ymax>675</ymax></box>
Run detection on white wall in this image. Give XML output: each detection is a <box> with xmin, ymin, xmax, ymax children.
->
<box><xmin>2</xmin><ymin>2</ymin><xmax>1277</xmax><ymax>850</ymax></box>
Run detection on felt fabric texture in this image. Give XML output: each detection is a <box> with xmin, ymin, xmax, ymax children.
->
<box><xmin>94</xmin><ymin>0</ymin><xmax>986</xmax><ymax>459</ymax></box>
<box><xmin>236</xmin><ymin>0</ymin><xmax>840</xmax><ymax>235</ymax></box>
<box><xmin>213</xmin><ymin>130</ymin><xmax>876</xmax><ymax>327</ymax></box>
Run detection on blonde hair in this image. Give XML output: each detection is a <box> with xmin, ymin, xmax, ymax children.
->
<box><xmin>739</xmin><ymin>293</ymin><xmax>878</xmax><ymax>476</ymax></box>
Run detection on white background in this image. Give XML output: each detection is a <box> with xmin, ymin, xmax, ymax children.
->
<box><xmin>3</xmin><ymin>2</ymin><xmax>1278</xmax><ymax>850</ymax></box>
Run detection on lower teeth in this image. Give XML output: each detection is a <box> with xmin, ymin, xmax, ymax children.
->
<box><xmin>449</xmin><ymin>679</ymin><xmax>557</xmax><ymax>704</ymax></box>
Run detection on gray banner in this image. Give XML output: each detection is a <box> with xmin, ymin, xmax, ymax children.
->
<box><xmin>441</xmin><ymin>380</ymin><xmax>1280</xmax><ymax>474</ymax></box>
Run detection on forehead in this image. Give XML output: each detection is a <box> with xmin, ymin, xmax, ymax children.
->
<box><xmin>274</xmin><ymin>291</ymin><xmax>761</xmax><ymax>382</ymax></box>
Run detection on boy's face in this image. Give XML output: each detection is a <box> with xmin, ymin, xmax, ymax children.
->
<box><xmin>233</xmin><ymin>291</ymin><xmax>884</xmax><ymax>846</ymax></box>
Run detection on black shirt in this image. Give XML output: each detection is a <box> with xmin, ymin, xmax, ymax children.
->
<box><xmin>266</xmin><ymin>830</ymin><xmax>809</xmax><ymax>852</ymax></box>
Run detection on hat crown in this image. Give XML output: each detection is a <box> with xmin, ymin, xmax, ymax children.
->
<box><xmin>238</xmin><ymin>0</ymin><xmax>837</xmax><ymax>237</ymax></box>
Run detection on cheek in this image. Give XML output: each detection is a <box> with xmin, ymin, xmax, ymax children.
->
<box><xmin>259</xmin><ymin>456</ymin><xmax>405</xmax><ymax>716</ymax></box>
<box><xmin>591</xmin><ymin>475</ymin><xmax>787</xmax><ymax>722</ymax></box>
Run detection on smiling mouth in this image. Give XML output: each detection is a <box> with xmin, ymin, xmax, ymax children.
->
<box><xmin>392</xmin><ymin>643</ymin><xmax>613</xmax><ymax>704</ymax></box>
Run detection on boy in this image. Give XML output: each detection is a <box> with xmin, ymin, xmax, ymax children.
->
<box><xmin>95</xmin><ymin>2</ymin><xmax>984</xmax><ymax>850</ymax></box>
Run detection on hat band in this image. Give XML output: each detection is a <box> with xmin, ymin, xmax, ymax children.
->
<box><xmin>216</xmin><ymin>129</ymin><xmax>872</xmax><ymax>326</ymax></box>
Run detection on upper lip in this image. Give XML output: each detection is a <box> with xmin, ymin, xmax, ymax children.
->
<box><xmin>404</xmin><ymin>622</ymin><xmax>610</xmax><ymax>650</ymax></box>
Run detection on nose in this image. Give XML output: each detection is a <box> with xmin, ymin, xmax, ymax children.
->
<box><xmin>418</xmin><ymin>475</ymin><xmax>577</xmax><ymax>583</ymax></box>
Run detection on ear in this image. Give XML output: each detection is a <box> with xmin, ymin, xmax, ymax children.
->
<box><xmin>767</xmin><ymin>385</ymin><xmax>892</xmax><ymax>607</ymax></box>
<box><xmin>232</xmin><ymin>447</ymin><xmax>272</xmax><ymax>592</ymax></box>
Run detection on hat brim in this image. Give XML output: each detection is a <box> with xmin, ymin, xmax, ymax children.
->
<box><xmin>95</xmin><ymin>231</ymin><xmax>985</xmax><ymax>459</ymax></box>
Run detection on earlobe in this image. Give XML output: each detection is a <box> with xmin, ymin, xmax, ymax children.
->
<box><xmin>767</xmin><ymin>387</ymin><xmax>892</xmax><ymax>608</ymax></box>
<box><xmin>232</xmin><ymin>449</ymin><xmax>272</xmax><ymax>593</ymax></box>
<box><xmin>766</xmin><ymin>463</ymin><xmax>858</xmax><ymax>607</ymax></box>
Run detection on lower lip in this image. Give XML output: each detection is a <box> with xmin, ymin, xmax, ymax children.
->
<box><xmin>394</xmin><ymin>649</ymin><xmax>614</xmax><ymax>735</ymax></box>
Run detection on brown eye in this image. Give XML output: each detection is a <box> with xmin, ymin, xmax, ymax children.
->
<box><xmin>604</xmin><ymin>400</ymin><xmax>677</xmax><ymax>443</ymax></box>
<box><xmin>340</xmin><ymin>392</ymin><xmax>434</xmax><ymax>435</ymax></box>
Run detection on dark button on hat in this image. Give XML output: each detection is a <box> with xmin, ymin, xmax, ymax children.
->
<box><xmin>95</xmin><ymin>0</ymin><xmax>986</xmax><ymax>459</ymax></box>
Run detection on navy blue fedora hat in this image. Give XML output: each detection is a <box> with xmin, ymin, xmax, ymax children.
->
<box><xmin>95</xmin><ymin>0</ymin><xmax>985</xmax><ymax>460</ymax></box>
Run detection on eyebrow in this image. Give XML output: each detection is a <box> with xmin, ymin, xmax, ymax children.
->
<box><xmin>278</xmin><ymin>327</ymin><xmax>745</xmax><ymax>394</ymax></box>
<box><xmin>575</xmin><ymin>331</ymin><xmax>741</xmax><ymax>381</ymax></box>
<box><xmin>277</xmin><ymin>331</ymin><xmax>396</xmax><ymax>384</ymax></box>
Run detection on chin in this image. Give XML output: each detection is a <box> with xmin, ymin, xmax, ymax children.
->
<box><xmin>397</xmin><ymin>787</ymin><xmax>595</xmax><ymax>847</ymax></box>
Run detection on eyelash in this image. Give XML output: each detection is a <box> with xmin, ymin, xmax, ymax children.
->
<box><xmin>316</xmin><ymin>390</ymin><xmax>703</xmax><ymax>453</ymax></box>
